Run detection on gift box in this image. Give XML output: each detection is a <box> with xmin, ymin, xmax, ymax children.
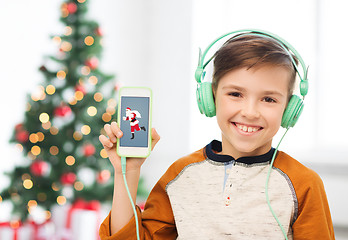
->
<box><xmin>0</xmin><ymin>221</ymin><xmax>33</xmax><ymax>240</ymax></box>
<box><xmin>52</xmin><ymin>199</ymin><xmax>101</xmax><ymax>240</ymax></box>
<box><xmin>0</xmin><ymin>220</ymin><xmax>55</xmax><ymax>240</ymax></box>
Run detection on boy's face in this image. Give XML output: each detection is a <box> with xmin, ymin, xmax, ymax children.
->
<box><xmin>214</xmin><ymin>66</ymin><xmax>290</xmax><ymax>158</ymax></box>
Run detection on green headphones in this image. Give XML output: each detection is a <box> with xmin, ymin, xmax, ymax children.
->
<box><xmin>195</xmin><ymin>29</ymin><xmax>309</xmax><ymax>129</ymax></box>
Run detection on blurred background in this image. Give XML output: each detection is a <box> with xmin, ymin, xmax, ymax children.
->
<box><xmin>0</xmin><ymin>0</ymin><xmax>347</xmax><ymax>239</ymax></box>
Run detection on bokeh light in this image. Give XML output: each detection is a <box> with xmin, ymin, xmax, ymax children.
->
<box><xmin>46</xmin><ymin>85</ymin><xmax>56</xmax><ymax>95</ymax></box>
<box><xmin>29</xmin><ymin>133</ymin><xmax>39</xmax><ymax>144</ymax></box>
<box><xmin>39</xmin><ymin>113</ymin><xmax>50</xmax><ymax>123</ymax></box>
<box><xmin>73</xmin><ymin>131</ymin><xmax>83</xmax><ymax>141</ymax></box>
<box><xmin>87</xmin><ymin>106</ymin><xmax>97</xmax><ymax>116</ymax></box>
<box><xmin>65</xmin><ymin>155</ymin><xmax>75</xmax><ymax>166</ymax></box>
<box><xmin>31</xmin><ymin>146</ymin><xmax>41</xmax><ymax>156</ymax></box>
<box><xmin>57</xmin><ymin>70</ymin><xmax>66</xmax><ymax>80</ymax></box>
<box><xmin>23</xmin><ymin>179</ymin><xmax>33</xmax><ymax>189</ymax></box>
<box><xmin>50</xmin><ymin>126</ymin><xmax>59</xmax><ymax>135</ymax></box>
<box><xmin>81</xmin><ymin>125</ymin><xmax>91</xmax><ymax>135</ymax></box>
<box><xmin>84</xmin><ymin>36</ymin><xmax>94</xmax><ymax>46</ymax></box>
<box><xmin>57</xmin><ymin>196</ymin><xmax>66</xmax><ymax>205</ymax></box>
<box><xmin>49</xmin><ymin>146</ymin><xmax>59</xmax><ymax>156</ymax></box>
<box><xmin>75</xmin><ymin>91</ymin><xmax>84</xmax><ymax>101</ymax></box>
<box><xmin>64</xmin><ymin>26</ymin><xmax>73</xmax><ymax>36</ymax></box>
<box><xmin>94</xmin><ymin>92</ymin><xmax>103</xmax><ymax>102</ymax></box>
<box><xmin>100</xmin><ymin>149</ymin><xmax>108</xmax><ymax>158</ymax></box>
<box><xmin>61</xmin><ymin>41</ymin><xmax>72</xmax><ymax>52</ymax></box>
<box><xmin>102</xmin><ymin>113</ymin><xmax>112</xmax><ymax>122</ymax></box>
<box><xmin>74</xmin><ymin>181</ymin><xmax>84</xmax><ymax>191</ymax></box>
<box><xmin>88</xmin><ymin>76</ymin><xmax>98</xmax><ymax>85</ymax></box>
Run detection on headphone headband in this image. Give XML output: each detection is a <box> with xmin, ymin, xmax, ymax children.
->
<box><xmin>195</xmin><ymin>29</ymin><xmax>309</xmax><ymax>98</ymax></box>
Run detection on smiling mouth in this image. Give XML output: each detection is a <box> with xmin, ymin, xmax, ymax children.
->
<box><xmin>234</xmin><ymin>123</ymin><xmax>263</xmax><ymax>133</ymax></box>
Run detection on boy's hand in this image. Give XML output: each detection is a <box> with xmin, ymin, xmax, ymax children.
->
<box><xmin>99</xmin><ymin>122</ymin><xmax>160</xmax><ymax>174</ymax></box>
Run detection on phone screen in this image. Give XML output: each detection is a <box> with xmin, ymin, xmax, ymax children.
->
<box><xmin>119</xmin><ymin>96</ymin><xmax>150</xmax><ymax>148</ymax></box>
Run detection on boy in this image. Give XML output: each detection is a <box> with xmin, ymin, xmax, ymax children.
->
<box><xmin>99</xmin><ymin>32</ymin><xmax>335</xmax><ymax>239</ymax></box>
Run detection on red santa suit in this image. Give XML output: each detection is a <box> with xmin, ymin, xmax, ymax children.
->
<box><xmin>124</xmin><ymin>108</ymin><xmax>141</xmax><ymax>133</ymax></box>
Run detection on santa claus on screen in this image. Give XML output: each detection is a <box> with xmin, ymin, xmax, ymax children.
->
<box><xmin>123</xmin><ymin>107</ymin><xmax>146</xmax><ymax>139</ymax></box>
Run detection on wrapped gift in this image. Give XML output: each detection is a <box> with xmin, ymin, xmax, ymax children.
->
<box><xmin>0</xmin><ymin>221</ymin><xmax>33</xmax><ymax>240</ymax></box>
<box><xmin>52</xmin><ymin>199</ymin><xmax>101</xmax><ymax>240</ymax></box>
<box><xmin>27</xmin><ymin>220</ymin><xmax>55</xmax><ymax>240</ymax></box>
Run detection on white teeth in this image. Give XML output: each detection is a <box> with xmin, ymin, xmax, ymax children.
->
<box><xmin>236</xmin><ymin>123</ymin><xmax>260</xmax><ymax>133</ymax></box>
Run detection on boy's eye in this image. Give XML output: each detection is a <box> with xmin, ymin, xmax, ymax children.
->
<box><xmin>228</xmin><ymin>92</ymin><xmax>241</xmax><ymax>97</ymax></box>
<box><xmin>263</xmin><ymin>97</ymin><xmax>276</xmax><ymax>103</ymax></box>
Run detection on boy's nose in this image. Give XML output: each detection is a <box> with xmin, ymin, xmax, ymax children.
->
<box><xmin>240</xmin><ymin>101</ymin><xmax>260</xmax><ymax>119</ymax></box>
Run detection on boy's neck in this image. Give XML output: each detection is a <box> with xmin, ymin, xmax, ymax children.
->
<box><xmin>220</xmin><ymin>135</ymin><xmax>273</xmax><ymax>160</ymax></box>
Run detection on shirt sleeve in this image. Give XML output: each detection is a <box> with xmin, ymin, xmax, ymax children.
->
<box><xmin>291</xmin><ymin>170</ymin><xmax>335</xmax><ymax>239</ymax></box>
<box><xmin>99</xmin><ymin>174</ymin><xmax>178</xmax><ymax>240</ymax></box>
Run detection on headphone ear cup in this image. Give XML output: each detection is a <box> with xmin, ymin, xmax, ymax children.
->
<box><xmin>281</xmin><ymin>95</ymin><xmax>304</xmax><ymax>128</ymax></box>
<box><xmin>196</xmin><ymin>82</ymin><xmax>216</xmax><ymax>117</ymax></box>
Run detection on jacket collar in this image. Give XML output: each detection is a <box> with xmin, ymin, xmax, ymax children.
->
<box><xmin>205</xmin><ymin>140</ymin><xmax>275</xmax><ymax>164</ymax></box>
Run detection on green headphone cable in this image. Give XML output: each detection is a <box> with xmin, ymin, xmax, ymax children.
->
<box><xmin>121</xmin><ymin>156</ymin><xmax>141</xmax><ymax>240</ymax></box>
<box><xmin>265</xmin><ymin>128</ymin><xmax>290</xmax><ymax>240</ymax></box>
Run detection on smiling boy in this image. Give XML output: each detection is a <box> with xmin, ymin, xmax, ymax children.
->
<box><xmin>99</xmin><ymin>31</ymin><xmax>335</xmax><ymax>239</ymax></box>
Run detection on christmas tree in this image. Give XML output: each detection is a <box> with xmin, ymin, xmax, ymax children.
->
<box><xmin>0</xmin><ymin>0</ymin><xmax>147</xmax><ymax>221</ymax></box>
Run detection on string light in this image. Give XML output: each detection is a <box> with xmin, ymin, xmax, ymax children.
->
<box><xmin>74</xmin><ymin>181</ymin><xmax>84</xmax><ymax>191</ymax></box>
<box><xmin>37</xmin><ymin>192</ymin><xmax>47</xmax><ymax>202</ymax></box>
<box><xmin>45</xmin><ymin>211</ymin><xmax>51</xmax><ymax>220</ymax></box>
<box><xmin>61</xmin><ymin>41</ymin><xmax>72</xmax><ymax>52</ymax></box>
<box><xmin>57</xmin><ymin>70</ymin><xmax>66</xmax><ymax>80</ymax></box>
<box><xmin>100</xmin><ymin>149</ymin><xmax>108</xmax><ymax>158</ymax></box>
<box><xmin>73</xmin><ymin>131</ymin><xmax>83</xmax><ymax>141</ymax></box>
<box><xmin>52</xmin><ymin>183</ymin><xmax>60</xmax><ymax>191</ymax></box>
<box><xmin>31</xmin><ymin>146</ymin><xmax>41</xmax><ymax>156</ymax></box>
<box><xmin>37</xmin><ymin>132</ymin><xmax>45</xmax><ymax>142</ymax></box>
<box><xmin>65</xmin><ymin>155</ymin><xmax>75</xmax><ymax>166</ymax></box>
<box><xmin>75</xmin><ymin>91</ymin><xmax>84</xmax><ymax>101</ymax></box>
<box><xmin>27</xmin><ymin>151</ymin><xmax>36</xmax><ymax>161</ymax></box>
<box><xmin>29</xmin><ymin>133</ymin><xmax>39</xmax><ymax>144</ymax></box>
<box><xmin>107</xmin><ymin>99</ymin><xmax>117</xmax><ymax>108</ymax></box>
<box><xmin>16</xmin><ymin>144</ymin><xmax>23</xmax><ymax>152</ymax></box>
<box><xmin>88</xmin><ymin>76</ymin><xmax>98</xmax><ymax>85</ymax></box>
<box><xmin>61</xmin><ymin>3</ymin><xmax>69</xmax><ymax>18</ymax></box>
<box><xmin>94</xmin><ymin>92</ymin><xmax>103</xmax><ymax>102</ymax></box>
<box><xmin>49</xmin><ymin>146</ymin><xmax>59</xmax><ymax>156</ymax></box>
<box><xmin>84</xmin><ymin>36</ymin><xmax>94</xmax><ymax>46</ymax></box>
<box><xmin>69</xmin><ymin>98</ymin><xmax>78</xmax><ymax>105</ymax></box>
<box><xmin>102</xmin><ymin>113</ymin><xmax>112</xmax><ymax>122</ymax></box>
<box><xmin>10</xmin><ymin>221</ymin><xmax>20</xmax><ymax>229</ymax></box>
<box><xmin>106</xmin><ymin>107</ymin><xmax>116</xmax><ymax>115</ymax></box>
<box><xmin>39</xmin><ymin>113</ymin><xmax>50</xmax><ymax>123</ymax></box>
<box><xmin>31</xmin><ymin>86</ymin><xmax>46</xmax><ymax>101</ymax></box>
<box><xmin>87</xmin><ymin>106</ymin><xmax>97</xmax><ymax>116</ymax></box>
<box><xmin>21</xmin><ymin>173</ymin><xmax>31</xmax><ymax>181</ymax></box>
<box><xmin>64</xmin><ymin>26</ymin><xmax>73</xmax><ymax>36</ymax></box>
<box><xmin>46</xmin><ymin>85</ymin><xmax>56</xmax><ymax>95</ymax></box>
<box><xmin>81</xmin><ymin>125</ymin><xmax>91</xmax><ymax>135</ymax></box>
<box><xmin>77</xmin><ymin>0</ymin><xmax>86</xmax><ymax>3</ymax></box>
<box><xmin>23</xmin><ymin>179</ymin><xmax>33</xmax><ymax>189</ymax></box>
<box><xmin>81</xmin><ymin>66</ymin><xmax>91</xmax><ymax>75</ymax></box>
<box><xmin>27</xmin><ymin>200</ymin><xmax>38</xmax><ymax>209</ymax></box>
<box><xmin>42</xmin><ymin>121</ymin><xmax>51</xmax><ymax>130</ymax></box>
<box><xmin>57</xmin><ymin>196</ymin><xmax>66</xmax><ymax>205</ymax></box>
<box><xmin>50</xmin><ymin>126</ymin><xmax>59</xmax><ymax>135</ymax></box>
<box><xmin>53</xmin><ymin>36</ymin><xmax>61</xmax><ymax>44</ymax></box>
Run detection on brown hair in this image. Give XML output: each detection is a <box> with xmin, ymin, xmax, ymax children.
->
<box><xmin>212</xmin><ymin>34</ymin><xmax>298</xmax><ymax>99</ymax></box>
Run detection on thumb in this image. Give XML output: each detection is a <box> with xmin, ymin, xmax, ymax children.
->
<box><xmin>151</xmin><ymin>128</ymin><xmax>160</xmax><ymax>151</ymax></box>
